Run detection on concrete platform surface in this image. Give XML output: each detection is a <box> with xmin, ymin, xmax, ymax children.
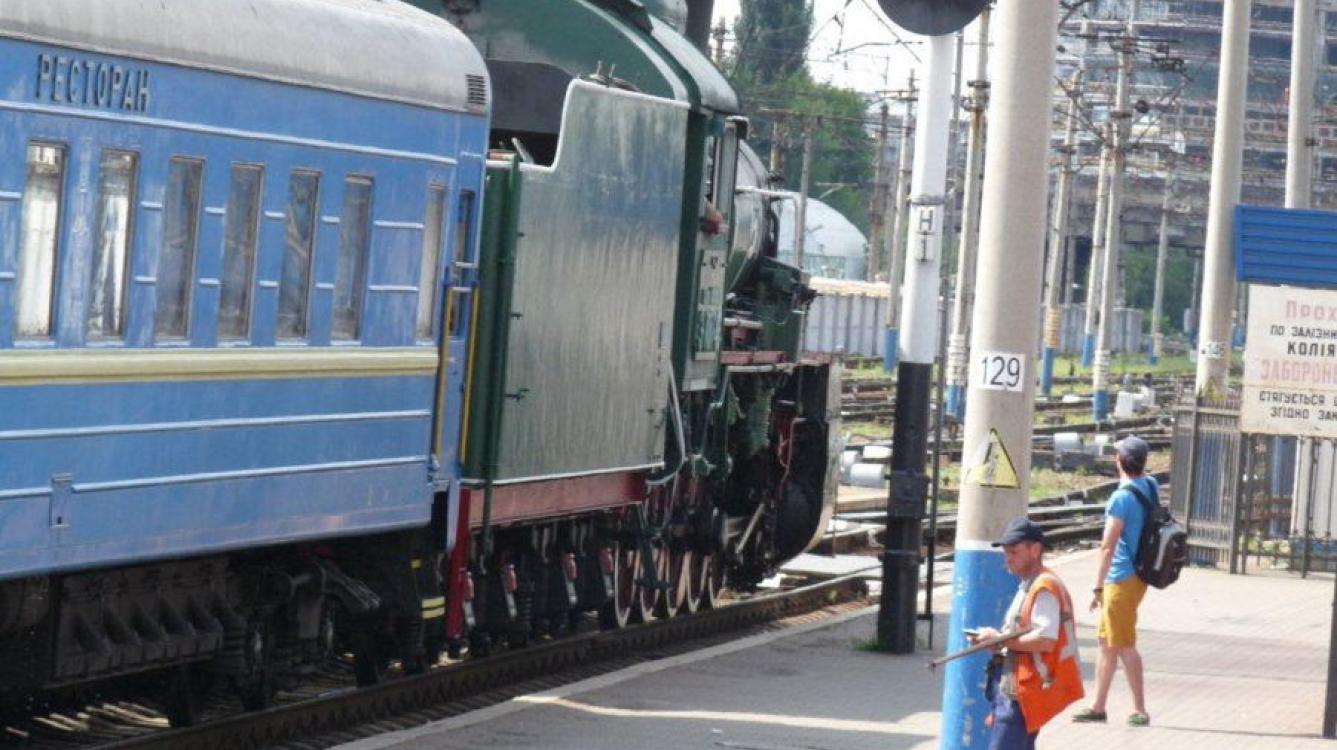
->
<box><xmin>335</xmin><ymin>550</ymin><xmax>1333</xmax><ymax>750</ymax></box>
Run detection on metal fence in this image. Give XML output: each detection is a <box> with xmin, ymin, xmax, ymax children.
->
<box><xmin>1173</xmin><ymin>395</ymin><xmax>1337</xmax><ymax>576</ymax></box>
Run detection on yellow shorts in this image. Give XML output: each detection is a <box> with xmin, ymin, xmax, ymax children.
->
<box><xmin>1097</xmin><ymin>575</ymin><xmax>1148</xmax><ymax>648</ymax></box>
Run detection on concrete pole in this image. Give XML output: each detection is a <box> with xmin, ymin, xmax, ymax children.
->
<box><xmin>1189</xmin><ymin>254</ymin><xmax>1202</xmax><ymax>337</ymax></box>
<box><xmin>1042</xmin><ymin>69</ymin><xmax>1081</xmax><ymax>396</ymax></box>
<box><xmin>1093</xmin><ymin>4</ymin><xmax>1137</xmax><ymax>421</ymax></box>
<box><xmin>884</xmin><ymin>74</ymin><xmax>917</xmax><ymax>372</ymax></box>
<box><xmin>1063</xmin><ymin>234</ymin><xmax>1077</xmax><ymax>305</ymax></box>
<box><xmin>1151</xmin><ymin>170</ymin><xmax>1173</xmax><ymax>365</ymax></box>
<box><xmin>869</xmin><ymin>103</ymin><xmax>892</xmax><ymax>280</ymax></box>
<box><xmin>1196</xmin><ymin>0</ymin><xmax>1251</xmax><ymax>396</ymax></box>
<box><xmin>1288</xmin><ymin>0</ymin><xmax>1317</xmax><ymax>545</ymax></box>
<box><xmin>940</xmin><ymin>0</ymin><xmax>1058</xmax><ymax>746</ymax></box>
<box><xmin>795</xmin><ymin>124</ymin><xmax>813</xmax><ymax>272</ymax></box>
<box><xmin>768</xmin><ymin>119</ymin><xmax>785</xmax><ymax>179</ymax></box>
<box><xmin>1288</xmin><ymin>0</ymin><xmax>1316</xmax><ymax>210</ymax></box>
<box><xmin>878</xmin><ymin>33</ymin><xmax>953</xmax><ymax>655</ymax></box>
<box><xmin>945</xmin><ymin>10</ymin><xmax>990</xmax><ymax>422</ymax></box>
<box><xmin>1082</xmin><ymin>131</ymin><xmax>1111</xmax><ymax>367</ymax></box>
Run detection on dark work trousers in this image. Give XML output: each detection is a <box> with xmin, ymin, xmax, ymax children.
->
<box><xmin>986</xmin><ymin>662</ymin><xmax>1038</xmax><ymax>750</ymax></box>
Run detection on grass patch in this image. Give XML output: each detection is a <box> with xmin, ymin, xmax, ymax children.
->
<box><xmin>844</xmin><ymin>420</ymin><xmax>893</xmax><ymax>440</ymax></box>
<box><xmin>854</xmin><ymin>637</ymin><xmax>897</xmax><ymax>653</ymax></box>
<box><xmin>1052</xmin><ymin>352</ymin><xmax>1197</xmax><ymax>379</ymax></box>
<box><xmin>936</xmin><ymin>464</ymin><xmax>1098</xmax><ymax>500</ymax></box>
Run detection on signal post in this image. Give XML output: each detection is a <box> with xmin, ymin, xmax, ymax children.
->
<box><xmin>879</xmin><ymin>31</ymin><xmax>955</xmax><ymax>653</ymax></box>
<box><xmin>940</xmin><ymin>0</ymin><xmax>1058</xmax><ymax>747</ymax></box>
<box><xmin>874</xmin><ymin>0</ymin><xmax>987</xmax><ymax>654</ymax></box>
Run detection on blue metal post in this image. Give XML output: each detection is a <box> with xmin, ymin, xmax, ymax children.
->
<box><xmin>1040</xmin><ymin>346</ymin><xmax>1056</xmax><ymax>397</ymax></box>
<box><xmin>884</xmin><ymin>328</ymin><xmax>899</xmax><ymax>372</ymax></box>
<box><xmin>1081</xmin><ymin>333</ymin><xmax>1095</xmax><ymax>367</ymax></box>
<box><xmin>945</xmin><ymin>383</ymin><xmax>965</xmax><ymax>420</ymax></box>
<box><xmin>1093</xmin><ymin>387</ymin><xmax>1110</xmax><ymax>422</ymax></box>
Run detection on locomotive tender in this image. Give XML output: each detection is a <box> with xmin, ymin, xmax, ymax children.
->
<box><xmin>0</xmin><ymin>0</ymin><xmax>838</xmax><ymax>721</ymax></box>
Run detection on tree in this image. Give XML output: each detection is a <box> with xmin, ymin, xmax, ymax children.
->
<box><xmin>726</xmin><ymin>2</ymin><xmax>876</xmax><ymax>236</ymax></box>
<box><xmin>732</xmin><ymin>0</ymin><xmax>813</xmax><ymax>84</ymax></box>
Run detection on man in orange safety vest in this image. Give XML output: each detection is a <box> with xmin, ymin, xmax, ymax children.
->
<box><xmin>969</xmin><ymin>517</ymin><xmax>1084</xmax><ymax>750</ymax></box>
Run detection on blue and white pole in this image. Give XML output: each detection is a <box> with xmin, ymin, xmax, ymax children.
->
<box><xmin>945</xmin><ymin>12</ymin><xmax>992</xmax><ymax>422</ymax></box>
<box><xmin>940</xmin><ymin>0</ymin><xmax>1057</xmax><ymax>746</ymax></box>
<box><xmin>1042</xmin><ymin>66</ymin><xmax>1082</xmax><ymax>398</ymax></box>
<box><xmin>1080</xmin><ymin>135</ymin><xmax>1111</xmax><ymax>370</ymax></box>
<box><xmin>1149</xmin><ymin>168</ymin><xmax>1173</xmax><ymax>367</ymax></box>
<box><xmin>1093</xmin><ymin>3</ymin><xmax>1136</xmax><ymax>423</ymax></box>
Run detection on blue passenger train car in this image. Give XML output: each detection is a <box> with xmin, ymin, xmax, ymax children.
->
<box><xmin>0</xmin><ymin>0</ymin><xmax>488</xmax><ymax>715</ymax></box>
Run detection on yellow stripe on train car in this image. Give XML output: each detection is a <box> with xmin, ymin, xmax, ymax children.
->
<box><xmin>0</xmin><ymin>347</ymin><xmax>438</xmax><ymax>386</ymax></box>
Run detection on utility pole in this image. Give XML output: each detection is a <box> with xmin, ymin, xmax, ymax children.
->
<box><xmin>869</xmin><ymin>103</ymin><xmax>892</xmax><ymax>280</ymax></box>
<box><xmin>1196</xmin><ymin>0</ymin><xmax>1251</xmax><ymax>396</ymax></box>
<box><xmin>884</xmin><ymin>72</ymin><xmax>917</xmax><ymax>372</ymax></box>
<box><xmin>1063</xmin><ymin>240</ymin><xmax>1077</xmax><ymax>304</ymax></box>
<box><xmin>1287</xmin><ymin>3</ymin><xmax>1324</xmax><ymax>697</ymax></box>
<box><xmin>795</xmin><ymin>122</ymin><xmax>814</xmax><ymax>272</ymax></box>
<box><xmin>1042</xmin><ymin>68</ymin><xmax>1081</xmax><ymax>396</ymax></box>
<box><xmin>1189</xmin><ymin>254</ymin><xmax>1202</xmax><ymax>338</ymax></box>
<box><xmin>940</xmin><ymin>1</ymin><xmax>1059</xmax><ymax>747</ymax></box>
<box><xmin>712</xmin><ymin>17</ymin><xmax>727</xmax><ymax>66</ymax></box>
<box><xmin>878</xmin><ymin>33</ymin><xmax>953</xmax><ymax>655</ymax></box>
<box><xmin>1287</xmin><ymin>0</ymin><xmax>1316</xmax><ymax>211</ymax></box>
<box><xmin>1082</xmin><ymin>130</ymin><xmax>1111</xmax><ymax>368</ymax></box>
<box><xmin>945</xmin><ymin>10</ymin><xmax>990</xmax><ymax>420</ymax></box>
<box><xmin>1093</xmin><ymin>1</ymin><xmax>1138</xmax><ymax>422</ymax></box>
<box><xmin>1151</xmin><ymin>169</ymin><xmax>1174</xmax><ymax>365</ymax></box>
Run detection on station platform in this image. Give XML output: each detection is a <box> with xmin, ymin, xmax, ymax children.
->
<box><xmin>335</xmin><ymin>550</ymin><xmax>1333</xmax><ymax>750</ymax></box>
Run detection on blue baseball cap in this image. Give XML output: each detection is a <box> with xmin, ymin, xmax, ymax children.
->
<box><xmin>991</xmin><ymin>517</ymin><xmax>1046</xmax><ymax>547</ymax></box>
<box><xmin>1115</xmin><ymin>435</ymin><xmax>1150</xmax><ymax>464</ymax></box>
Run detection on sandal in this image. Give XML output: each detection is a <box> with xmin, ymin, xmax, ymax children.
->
<box><xmin>1071</xmin><ymin>708</ymin><xmax>1107</xmax><ymax>723</ymax></box>
<box><xmin>1128</xmin><ymin>712</ymin><xmax>1151</xmax><ymax>727</ymax></box>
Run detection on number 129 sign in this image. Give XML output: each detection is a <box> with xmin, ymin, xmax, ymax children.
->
<box><xmin>975</xmin><ymin>351</ymin><xmax>1026</xmax><ymax>392</ymax></box>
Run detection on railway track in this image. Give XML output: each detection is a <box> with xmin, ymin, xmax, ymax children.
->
<box><xmin>7</xmin><ymin>576</ymin><xmax>870</xmax><ymax>750</ymax></box>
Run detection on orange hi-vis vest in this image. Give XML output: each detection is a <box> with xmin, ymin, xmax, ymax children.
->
<box><xmin>1011</xmin><ymin>568</ymin><xmax>1084</xmax><ymax>733</ymax></box>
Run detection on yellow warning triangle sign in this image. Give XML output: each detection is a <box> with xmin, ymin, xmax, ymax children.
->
<box><xmin>964</xmin><ymin>429</ymin><xmax>1021</xmax><ymax>489</ymax></box>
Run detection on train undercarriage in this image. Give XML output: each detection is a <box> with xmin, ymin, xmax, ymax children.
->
<box><xmin>0</xmin><ymin>360</ymin><xmax>835</xmax><ymax>728</ymax></box>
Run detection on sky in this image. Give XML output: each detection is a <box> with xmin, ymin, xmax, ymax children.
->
<box><xmin>710</xmin><ymin>0</ymin><xmax>988</xmax><ymax>100</ymax></box>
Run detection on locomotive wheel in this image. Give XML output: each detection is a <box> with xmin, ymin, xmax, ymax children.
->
<box><xmin>684</xmin><ymin>548</ymin><xmax>707</xmax><ymax>614</ymax></box>
<box><xmin>658</xmin><ymin>546</ymin><xmax>691</xmax><ymax>618</ymax></box>
<box><xmin>598</xmin><ymin>542</ymin><xmax>637</xmax><ymax>630</ymax></box>
<box><xmin>635</xmin><ymin>541</ymin><xmax>669</xmax><ymax>622</ymax></box>
<box><xmin>698</xmin><ymin>552</ymin><xmax>725</xmax><ymax>610</ymax></box>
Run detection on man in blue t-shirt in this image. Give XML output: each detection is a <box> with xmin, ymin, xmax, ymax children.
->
<box><xmin>1072</xmin><ymin>435</ymin><xmax>1156</xmax><ymax>727</ymax></box>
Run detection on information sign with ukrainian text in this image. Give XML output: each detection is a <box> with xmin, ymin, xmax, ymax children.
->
<box><xmin>1242</xmin><ymin>285</ymin><xmax>1337</xmax><ymax>437</ymax></box>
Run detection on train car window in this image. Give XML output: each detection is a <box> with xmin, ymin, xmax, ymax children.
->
<box><xmin>219</xmin><ymin>165</ymin><xmax>263</xmax><ymax>340</ymax></box>
<box><xmin>416</xmin><ymin>185</ymin><xmax>446</xmax><ymax>340</ymax></box>
<box><xmin>17</xmin><ymin>143</ymin><xmax>66</xmax><ymax>339</ymax></box>
<box><xmin>446</xmin><ymin>190</ymin><xmax>475</xmax><ymax>338</ymax></box>
<box><xmin>703</xmin><ymin>136</ymin><xmax>718</xmax><ymax>203</ymax></box>
<box><xmin>88</xmin><ymin>151</ymin><xmax>138</xmax><ymax>339</ymax></box>
<box><xmin>332</xmin><ymin>176</ymin><xmax>372</xmax><ymax>341</ymax></box>
<box><xmin>714</xmin><ymin>130</ymin><xmax>739</xmax><ymax>220</ymax></box>
<box><xmin>155</xmin><ymin>158</ymin><xmax>204</xmax><ymax>340</ymax></box>
<box><xmin>278</xmin><ymin>170</ymin><xmax>320</xmax><ymax>340</ymax></box>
